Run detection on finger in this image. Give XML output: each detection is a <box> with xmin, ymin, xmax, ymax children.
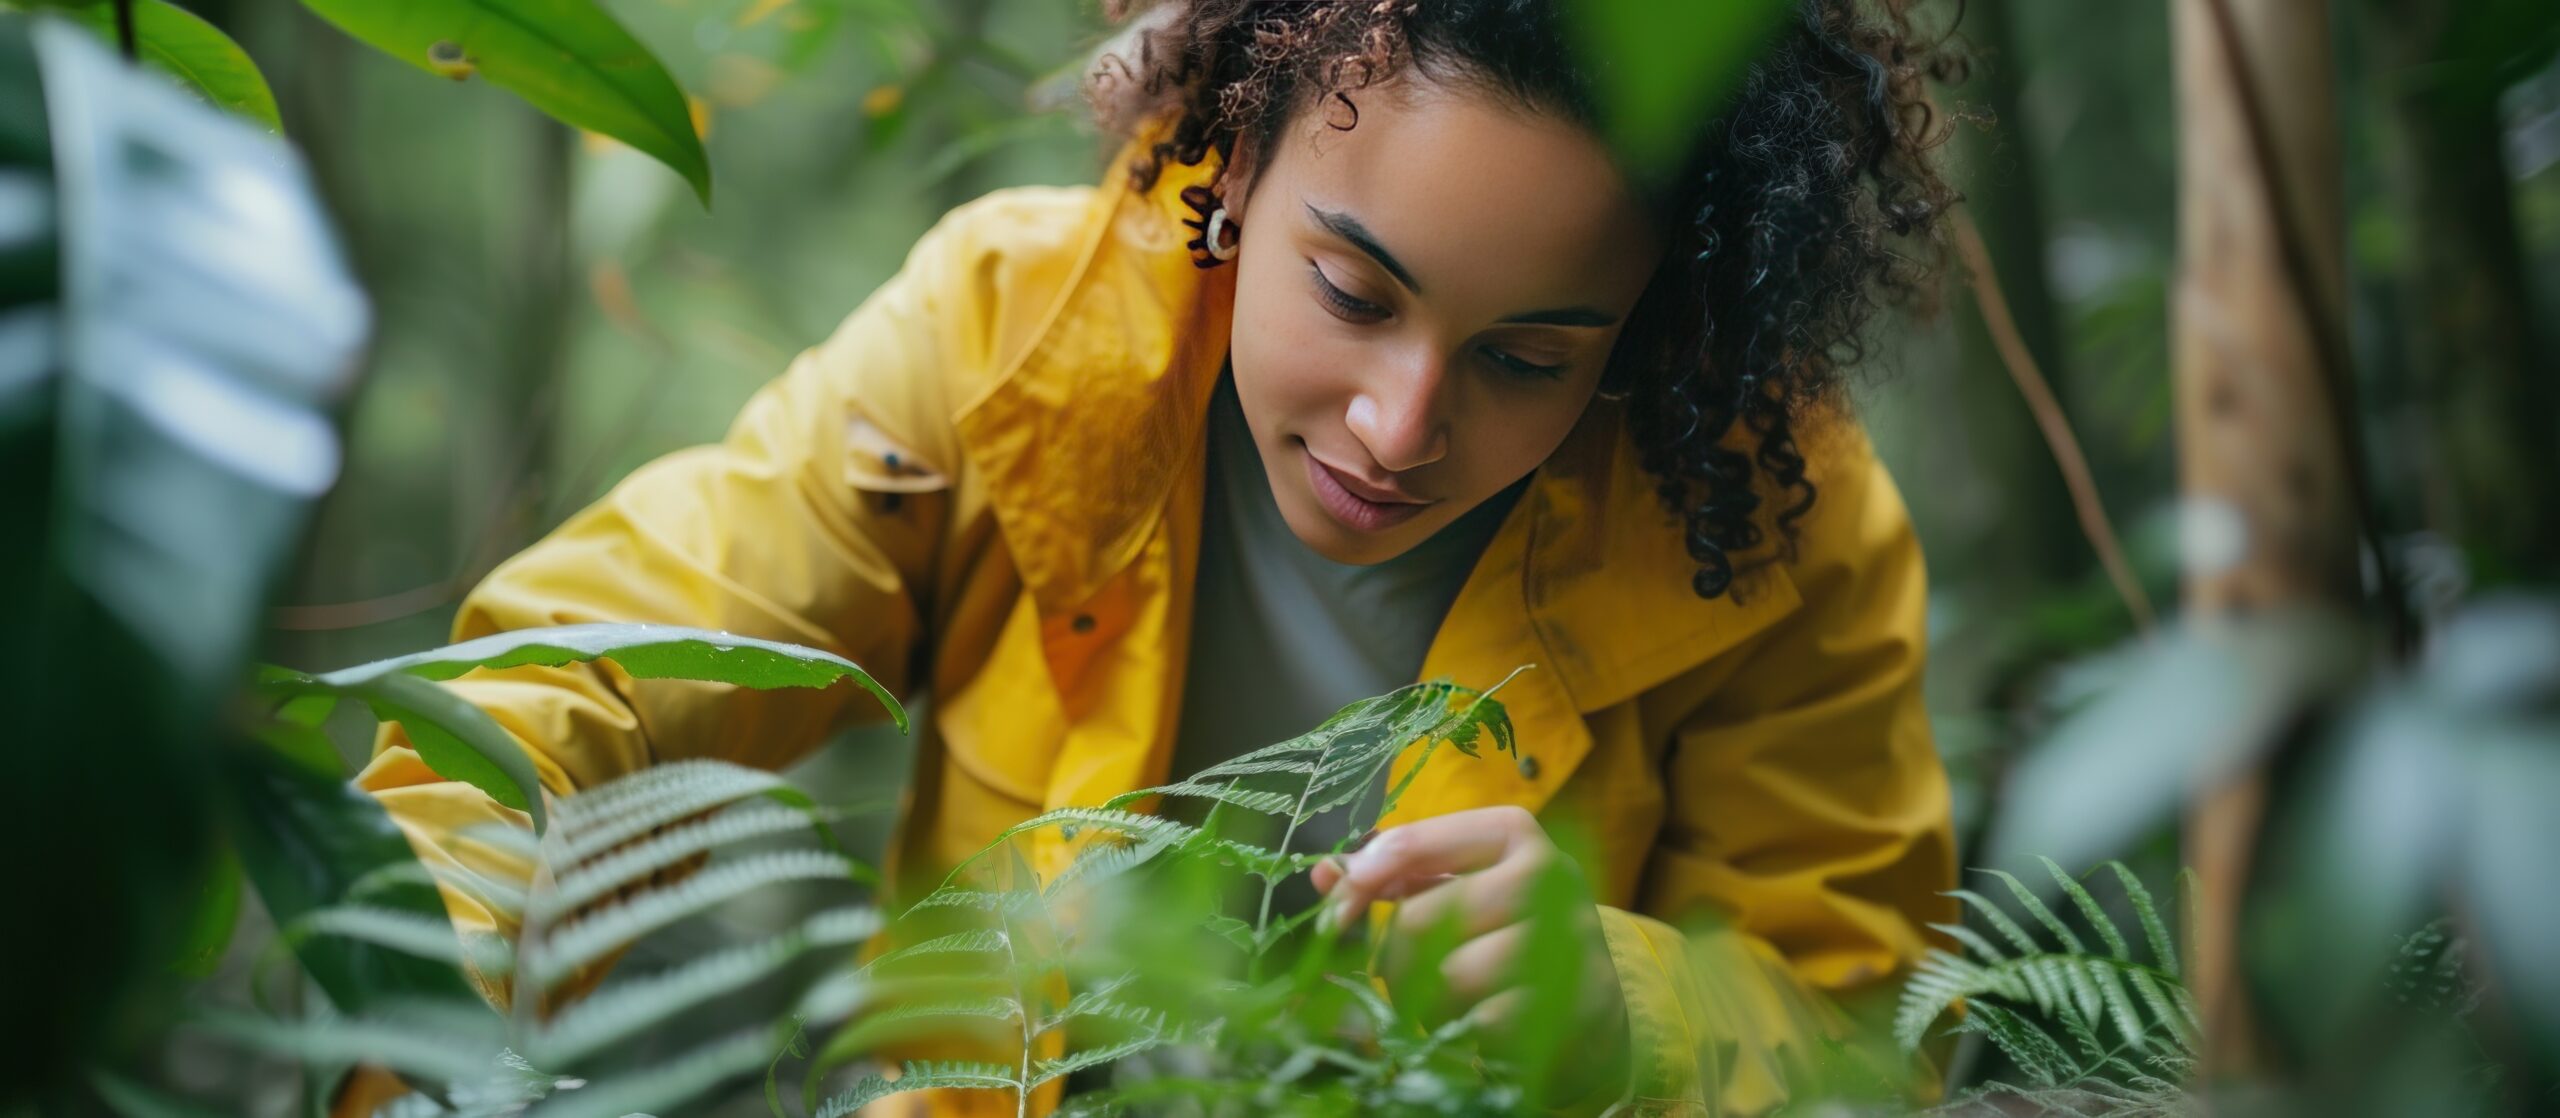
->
<box><xmin>1465</xmin><ymin>987</ymin><xmax>1530</xmax><ymax>1034</ymax></box>
<box><xmin>1306</xmin><ymin>828</ymin><xmax>1380</xmax><ymax>897</ymax></box>
<box><xmin>1323</xmin><ymin>806</ymin><xmax>1540</xmax><ymax>927</ymax></box>
<box><xmin>1388</xmin><ymin>855</ymin><xmax>1537</xmax><ymax>945</ymax></box>
<box><xmin>1435</xmin><ymin>922</ymin><xmax>1528</xmax><ymax>1009</ymax></box>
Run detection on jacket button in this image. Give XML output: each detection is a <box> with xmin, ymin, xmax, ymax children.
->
<box><xmin>1070</xmin><ymin>613</ymin><xmax>1097</xmax><ymax>634</ymax></box>
<box><xmin>1517</xmin><ymin>756</ymin><xmax>1541</xmax><ymax>780</ymax></box>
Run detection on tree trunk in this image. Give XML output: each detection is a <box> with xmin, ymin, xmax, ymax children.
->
<box><xmin>2169</xmin><ymin>0</ymin><xmax>2364</xmax><ymax>1079</ymax></box>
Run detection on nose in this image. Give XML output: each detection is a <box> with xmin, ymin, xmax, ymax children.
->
<box><xmin>1344</xmin><ymin>349</ymin><xmax>1452</xmax><ymax>474</ymax></box>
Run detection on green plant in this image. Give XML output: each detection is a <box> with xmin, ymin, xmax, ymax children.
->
<box><xmin>798</xmin><ymin>669</ymin><xmax>1542</xmax><ymax>1117</ymax></box>
<box><xmin>1897</xmin><ymin>858</ymin><xmax>2198</xmax><ymax>1113</ymax></box>
<box><xmin>156</xmin><ymin>624</ymin><xmax>1565</xmax><ymax>1117</ymax></box>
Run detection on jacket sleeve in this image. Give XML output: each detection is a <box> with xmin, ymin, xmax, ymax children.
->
<box><xmin>351</xmin><ymin>198</ymin><xmax>1018</xmax><ymax>1008</ymax></box>
<box><xmin>1594</xmin><ymin>425</ymin><xmax>1957</xmax><ymax>1115</ymax></box>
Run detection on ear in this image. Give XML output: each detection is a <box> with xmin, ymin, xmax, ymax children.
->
<box><xmin>1218</xmin><ymin>138</ymin><xmax>1263</xmax><ymax>223</ymax></box>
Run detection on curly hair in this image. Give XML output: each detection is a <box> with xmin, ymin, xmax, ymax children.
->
<box><xmin>1090</xmin><ymin>0</ymin><xmax>1963</xmax><ymax>599</ymax></box>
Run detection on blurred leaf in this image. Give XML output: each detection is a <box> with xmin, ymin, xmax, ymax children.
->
<box><xmin>169</xmin><ymin>846</ymin><xmax>243</xmax><ymax>978</ymax></box>
<box><xmin>1991</xmin><ymin>610</ymin><xmax>2371</xmax><ymax>870</ymax></box>
<box><xmin>298</xmin><ymin>0</ymin><xmax>712</xmax><ymax>204</ymax></box>
<box><xmin>220</xmin><ymin>739</ymin><xmax>483</xmax><ymax>1013</ymax></box>
<box><xmin>315</xmin><ymin>622</ymin><xmax>907</xmax><ymax>731</ymax></box>
<box><xmin>52</xmin><ymin>0</ymin><xmax>281</xmax><ymax>130</ymax></box>
<box><xmin>2461</xmin><ymin>725</ymin><xmax>2560</xmax><ymax>1062</ymax></box>
<box><xmin>1570</xmin><ymin>0</ymin><xmax>1790</xmax><ymax>177</ymax></box>
<box><xmin>89</xmin><ymin>1071</ymin><xmax>233</xmax><ymax>1118</ymax></box>
<box><xmin>2256</xmin><ymin>687</ymin><xmax>2459</xmax><ymax>1046</ymax></box>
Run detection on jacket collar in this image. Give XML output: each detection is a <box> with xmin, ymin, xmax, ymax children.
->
<box><xmin>951</xmin><ymin>138</ymin><xmax>1800</xmax><ymax>741</ymax></box>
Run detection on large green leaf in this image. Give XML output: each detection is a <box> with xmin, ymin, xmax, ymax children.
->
<box><xmin>318</xmin><ymin>622</ymin><xmax>907</xmax><ymax>732</ymax></box>
<box><xmin>1569</xmin><ymin>0</ymin><xmax>1791</xmax><ymax>177</ymax></box>
<box><xmin>262</xmin><ymin>666</ymin><xmax>554</xmax><ymax>832</ymax></box>
<box><xmin>52</xmin><ymin>0</ymin><xmax>281</xmax><ymax>130</ymax></box>
<box><xmin>220</xmin><ymin>732</ymin><xmax>483</xmax><ymax>1013</ymax></box>
<box><xmin>298</xmin><ymin>0</ymin><xmax>709</xmax><ymax>204</ymax></box>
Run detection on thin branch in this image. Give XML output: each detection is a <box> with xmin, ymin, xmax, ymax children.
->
<box><xmin>1950</xmin><ymin>207</ymin><xmax>2158</xmax><ymax>633</ymax></box>
<box><xmin>112</xmin><ymin>0</ymin><xmax>137</xmax><ymax>61</ymax></box>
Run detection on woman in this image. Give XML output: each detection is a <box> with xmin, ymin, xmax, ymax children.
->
<box><xmin>357</xmin><ymin>1</ymin><xmax>1963</xmax><ymax>1113</ymax></box>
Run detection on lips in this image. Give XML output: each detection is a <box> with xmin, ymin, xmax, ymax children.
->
<box><xmin>1302</xmin><ymin>446</ymin><xmax>1433</xmax><ymax>534</ymax></box>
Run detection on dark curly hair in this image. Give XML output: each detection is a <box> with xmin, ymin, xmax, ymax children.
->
<box><xmin>1091</xmin><ymin>0</ymin><xmax>1963</xmax><ymax>599</ymax></box>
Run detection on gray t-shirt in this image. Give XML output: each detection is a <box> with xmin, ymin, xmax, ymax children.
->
<box><xmin>1165</xmin><ymin>370</ymin><xmax>1523</xmax><ymax>916</ymax></box>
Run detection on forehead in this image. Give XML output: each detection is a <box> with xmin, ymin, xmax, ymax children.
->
<box><xmin>1258</xmin><ymin>75</ymin><xmax>1659</xmax><ymax>309</ymax></box>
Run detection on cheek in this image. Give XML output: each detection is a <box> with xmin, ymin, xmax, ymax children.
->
<box><xmin>1227</xmin><ymin>256</ymin><xmax>1360</xmax><ymax>427</ymax></box>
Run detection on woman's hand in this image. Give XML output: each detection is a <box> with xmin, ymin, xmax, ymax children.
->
<box><xmin>1308</xmin><ymin>805</ymin><xmax>1628</xmax><ymax>1098</ymax></box>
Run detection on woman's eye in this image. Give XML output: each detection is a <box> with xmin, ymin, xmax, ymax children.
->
<box><xmin>1309</xmin><ymin>263</ymin><xmax>1389</xmax><ymax>323</ymax></box>
<box><xmin>1482</xmin><ymin>345</ymin><xmax>1566</xmax><ymax>381</ymax></box>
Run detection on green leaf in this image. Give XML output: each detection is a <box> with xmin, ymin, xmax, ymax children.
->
<box><xmin>56</xmin><ymin>0</ymin><xmax>282</xmax><ymax>130</ymax></box>
<box><xmin>217</xmin><ymin>742</ymin><xmax>482</xmax><ymax>1012</ymax></box>
<box><xmin>298</xmin><ymin>0</ymin><xmax>710</xmax><ymax>204</ymax></box>
<box><xmin>169</xmin><ymin>845</ymin><xmax>243</xmax><ymax>978</ymax></box>
<box><xmin>1568</xmin><ymin>0</ymin><xmax>1790</xmax><ymax>178</ymax></box>
<box><xmin>352</xmin><ymin>671</ymin><xmax>551</xmax><ymax>833</ymax></box>
<box><xmin>316</xmin><ymin>622</ymin><xmax>904</xmax><ymax>731</ymax></box>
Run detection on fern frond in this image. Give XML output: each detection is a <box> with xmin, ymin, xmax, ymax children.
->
<box><xmin>904</xmin><ymin>886</ymin><xmax>1041</xmax><ymax>918</ymax></box>
<box><xmin>813</xmin><ymin>1061</ymin><xmax>1020</xmax><ymax>1118</ymax></box>
<box><xmin>530</xmin><ymin>907</ymin><xmax>879</xmax><ymax>1067</ymax></box>
<box><xmin>198</xmin><ymin>1008</ymin><xmax>504</xmax><ymax>1087</ymax></box>
<box><xmin>860</xmin><ymin>928</ymin><xmax>1012</xmax><ymax>974</ymax></box>
<box><xmin>1027</xmin><ymin>1025</ymin><xmax>1174</xmax><ymax>1089</ymax></box>
<box><xmin>1106</xmin><ymin>782</ymin><xmax>1302</xmax><ymax>817</ymax></box>
<box><xmin>291</xmin><ymin>906</ymin><xmax>516</xmax><ymax>978</ymax></box>
<box><xmin>1932</xmin><ymin>920</ymin><xmax>2012</xmax><ymax>964</ymax></box>
<box><xmin>1984</xmin><ymin>870</ymin><xmax>2088</xmax><ymax>953</ymax></box>
<box><xmin>1037</xmin><ymin>983</ymin><xmax>1156</xmax><ymax>1035</ymax></box>
<box><xmin>1042</xmin><ymin>834</ymin><xmax>1175</xmax><ymax>898</ymax></box>
<box><xmin>555</xmin><ymin>761</ymin><xmax>790</xmax><ymax>863</ymax></box>
<box><xmin>536</xmin><ymin>804</ymin><xmax>819</xmax><ymax>924</ymax></box>
<box><xmin>2110</xmin><ymin>861</ymin><xmax>2181</xmax><ymax>977</ymax></box>
<box><xmin>522</xmin><ymin>1029</ymin><xmax>775</xmax><ymax>1118</ymax></box>
<box><xmin>1950</xmin><ymin>888</ymin><xmax>2046</xmax><ymax>957</ymax></box>
<box><xmin>1955</xmin><ymin>1001</ymin><xmax>2072</xmax><ymax>1089</ymax></box>
<box><xmin>529</xmin><ymin>851</ymin><xmax>857</xmax><ymax>990</ymax></box>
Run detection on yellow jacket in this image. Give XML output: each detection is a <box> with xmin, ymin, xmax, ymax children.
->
<box><xmin>355</xmin><ymin>134</ymin><xmax>1954</xmax><ymax>1115</ymax></box>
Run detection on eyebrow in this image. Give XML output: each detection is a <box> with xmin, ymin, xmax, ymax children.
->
<box><xmin>1306</xmin><ymin>204</ymin><xmax>1421</xmax><ymax>294</ymax></box>
<box><xmin>1304</xmin><ymin>203</ymin><xmax>1621</xmax><ymax>330</ymax></box>
<box><xmin>1498</xmin><ymin>306</ymin><xmax>1618</xmax><ymax>328</ymax></box>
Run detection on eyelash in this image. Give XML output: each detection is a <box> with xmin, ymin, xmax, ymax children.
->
<box><xmin>1309</xmin><ymin>262</ymin><xmax>1388</xmax><ymax>323</ymax></box>
<box><xmin>1307</xmin><ymin>262</ymin><xmax>1565</xmax><ymax>381</ymax></box>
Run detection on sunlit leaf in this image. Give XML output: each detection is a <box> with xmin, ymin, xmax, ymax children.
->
<box><xmin>297</xmin><ymin>0</ymin><xmax>711</xmax><ymax>204</ymax></box>
<box><xmin>55</xmin><ymin>0</ymin><xmax>280</xmax><ymax>130</ymax></box>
